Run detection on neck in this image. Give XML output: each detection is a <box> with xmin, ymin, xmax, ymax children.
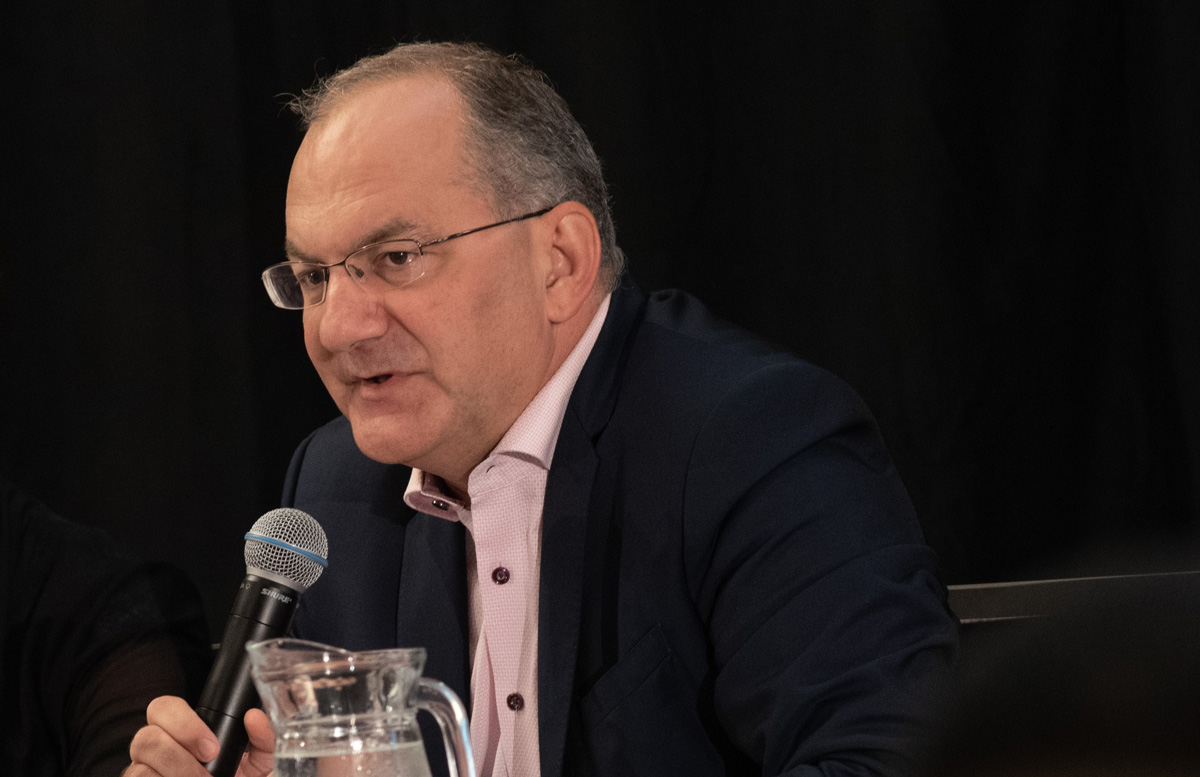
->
<box><xmin>428</xmin><ymin>291</ymin><xmax>607</xmax><ymax>504</ymax></box>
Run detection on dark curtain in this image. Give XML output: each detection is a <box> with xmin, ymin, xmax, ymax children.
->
<box><xmin>2</xmin><ymin>0</ymin><xmax>1197</xmax><ymax>627</ymax></box>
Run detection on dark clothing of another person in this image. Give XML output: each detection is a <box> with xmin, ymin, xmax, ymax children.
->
<box><xmin>283</xmin><ymin>283</ymin><xmax>959</xmax><ymax>777</ymax></box>
<box><xmin>0</xmin><ymin>479</ymin><xmax>210</xmax><ymax>777</ymax></box>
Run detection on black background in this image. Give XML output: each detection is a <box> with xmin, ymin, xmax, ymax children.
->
<box><xmin>2</xmin><ymin>1</ymin><xmax>1197</xmax><ymax>630</ymax></box>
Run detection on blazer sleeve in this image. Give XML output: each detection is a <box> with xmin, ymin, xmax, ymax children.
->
<box><xmin>682</xmin><ymin>361</ymin><xmax>958</xmax><ymax>777</ymax></box>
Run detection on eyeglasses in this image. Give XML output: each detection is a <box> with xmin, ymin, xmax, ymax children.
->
<box><xmin>262</xmin><ymin>206</ymin><xmax>554</xmax><ymax>310</ymax></box>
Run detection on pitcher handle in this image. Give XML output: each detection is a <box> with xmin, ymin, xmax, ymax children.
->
<box><xmin>413</xmin><ymin>677</ymin><xmax>476</xmax><ymax>777</ymax></box>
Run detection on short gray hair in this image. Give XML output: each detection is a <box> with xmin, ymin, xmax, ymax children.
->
<box><xmin>290</xmin><ymin>42</ymin><xmax>625</xmax><ymax>291</ymax></box>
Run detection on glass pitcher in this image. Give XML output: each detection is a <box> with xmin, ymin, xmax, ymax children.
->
<box><xmin>247</xmin><ymin>638</ymin><xmax>475</xmax><ymax>777</ymax></box>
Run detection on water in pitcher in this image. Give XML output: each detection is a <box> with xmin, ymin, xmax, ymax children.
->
<box><xmin>273</xmin><ymin>722</ymin><xmax>432</xmax><ymax>777</ymax></box>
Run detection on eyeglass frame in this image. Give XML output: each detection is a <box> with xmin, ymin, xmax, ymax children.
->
<box><xmin>262</xmin><ymin>205</ymin><xmax>555</xmax><ymax>309</ymax></box>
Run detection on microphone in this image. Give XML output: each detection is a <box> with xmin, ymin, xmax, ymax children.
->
<box><xmin>196</xmin><ymin>508</ymin><xmax>329</xmax><ymax>777</ymax></box>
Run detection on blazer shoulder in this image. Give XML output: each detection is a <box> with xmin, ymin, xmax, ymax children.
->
<box><xmin>620</xmin><ymin>288</ymin><xmax>860</xmax><ymax>424</ymax></box>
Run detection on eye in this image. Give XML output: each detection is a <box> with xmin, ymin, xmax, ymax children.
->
<box><xmin>378</xmin><ymin>250</ymin><xmax>415</xmax><ymax>268</ymax></box>
<box><xmin>293</xmin><ymin>265</ymin><xmax>326</xmax><ymax>289</ymax></box>
<box><xmin>355</xmin><ymin>240</ymin><xmax>422</xmax><ymax>286</ymax></box>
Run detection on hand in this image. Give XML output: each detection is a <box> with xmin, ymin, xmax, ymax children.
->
<box><xmin>125</xmin><ymin>696</ymin><xmax>275</xmax><ymax>776</ymax></box>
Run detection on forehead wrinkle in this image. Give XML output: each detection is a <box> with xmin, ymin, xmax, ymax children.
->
<box><xmin>354</xmin><ymin>215</ymin><xmax>424</xmax><ymax>248</ymax></box>
<box><xmin>284</xmin><ymin>215</ymin><xmax>425</xmax><ymax>263</ymax></box>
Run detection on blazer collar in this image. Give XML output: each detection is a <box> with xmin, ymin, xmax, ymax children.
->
<box><xmin>562</xmin><ymin>280</ymin><xmax>647</xmax><ymax>440</ymax></box>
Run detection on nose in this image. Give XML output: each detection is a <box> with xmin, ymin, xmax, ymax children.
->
<box><xmin>312</xmin><ymin>265</ymin><xmax>389</xmax><ymax>351</ymax></box>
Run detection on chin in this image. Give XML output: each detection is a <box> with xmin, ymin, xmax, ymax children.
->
<box><xmin>347</xmin><ymin>415</ymin><xmax>423</xmax><ymax>466</ymax></box>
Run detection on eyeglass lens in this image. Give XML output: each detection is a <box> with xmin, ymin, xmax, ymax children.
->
<box><xmin>263</xmin><ymin>240</ymin><xmax>425</xmax><ymax>309</ymax></box>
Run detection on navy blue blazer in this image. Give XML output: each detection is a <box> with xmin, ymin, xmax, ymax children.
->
<box><xmin>282</xmin><ymin>283</ymin><xmax>958</xmax><ymax>777</ymax></box>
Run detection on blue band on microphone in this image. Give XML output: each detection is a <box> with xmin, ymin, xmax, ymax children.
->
<box><xmin>244</xmin><ymin>532</ymin><xmax>329</xmax><ymax>568</ymax></box>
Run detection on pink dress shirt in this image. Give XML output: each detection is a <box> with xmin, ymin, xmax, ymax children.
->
<box><xmin>404</xmin><ymin>295</ymin><xmax>611</xmax><ymax>777</ymax></box>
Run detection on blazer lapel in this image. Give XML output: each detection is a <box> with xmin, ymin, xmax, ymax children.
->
<box><xmin>538</xmin><ymin>412</ymin><xmax>599</xmax><ymax>777</ymax></box>
<box><xmin>396</xmin><ymin>514</ymin><xmax>470</xmax><ymax>704</ymax></box>
<box><xmin>538</xmin><ymin>282</ymin><xmax>647</xmax><ymax>777</ymax></box>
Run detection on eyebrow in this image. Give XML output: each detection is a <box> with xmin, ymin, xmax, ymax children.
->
<box><xmin>283</xmin><ymin>216</ymin><xmax>424</xmax><ymax>263</ymax></box>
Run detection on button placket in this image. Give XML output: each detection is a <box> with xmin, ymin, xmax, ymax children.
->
<box><xmin>463</xmin><ymin>453</ymin><xmax>548</xmax><ymax>776</ymax></box>
<box><xmin>471</xmin><ymin>477</ymin><xmax>527</xmax><ymax>745</ymax></box>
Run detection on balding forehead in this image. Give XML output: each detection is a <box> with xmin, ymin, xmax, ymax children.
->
<box><xmin>295</xmin><ymin>76</ymin><xmax>475</xmax><ymax>179</ymax></box>
<box><xmin>284</xmin><ymin>73</ymin><xmax>495</xmax><ymax>263</ymax></box>
<box><xmin>304</xmin><ymin>72</ymin><xmax>465</xmax><ymax>135</ymax></box>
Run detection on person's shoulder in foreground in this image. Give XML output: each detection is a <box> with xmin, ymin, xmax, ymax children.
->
<box><xmin>0</xmin><ymin>477</ymin><xmax>211</xmax><ymax>777</ymax></box>
<box><xmin>287</xmin><ymin>279</ymin><xmax>960</xmax><ymax>777</ymax></box>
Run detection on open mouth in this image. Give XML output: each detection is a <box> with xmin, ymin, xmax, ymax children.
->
<box><xmin>365</xmin><ymin>374</ymin><xmax>392</xmax><ymax>385</ymax></box>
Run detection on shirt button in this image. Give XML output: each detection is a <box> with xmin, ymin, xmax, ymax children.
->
<box><xmin>431</xmin><ymin>499</ymin><xmax>450</xmax><ymax>511</ymax></box>
<box><xmin>506</xmin><ymin>693</ymin><xmax>524</xmax><ymax>711</ymax></box>
<box><xmin>491</xmin><ymin>566</ymin><xmax>510</xmax><ymax>585</ymax></box>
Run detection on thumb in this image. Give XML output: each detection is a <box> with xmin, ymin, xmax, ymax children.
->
<box><xmin>235</xmin><ymin>708</ymin><xmax>276</xmax><ymax>777</ymax></box>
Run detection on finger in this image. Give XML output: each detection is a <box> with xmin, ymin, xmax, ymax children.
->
<box><xmin>236</xmin><ymin>749</ymin><xmax>275</xmax><ymax>777</ymax></box>
<box><xmin>128</xmin><ymin>723</ymin><xmax>213</xmax><ymax>776</ymax></box>
<box><xmin>122</xmin><ymin>766</ymin><xmax>167</xmax><ymax>777</ymax></box>
<box><xmin>243</xmin><ymin>708</ymin><xmax>275</xmax><ymax>753</ymax></box>
<box><xmin>238</xmin><ymin>708</ymin><xmax>277</xmax><ymax>777</ymax></box>
<box><xmin>143</xmin><ymin>696</ymin><xmax>221</xmax><ymax>763</ymax></box>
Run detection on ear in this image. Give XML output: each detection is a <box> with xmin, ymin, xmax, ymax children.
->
<box><xmin>540</xmin><ymin>201</ymin><xmax>603</xmax><ymax>324</ymax></box>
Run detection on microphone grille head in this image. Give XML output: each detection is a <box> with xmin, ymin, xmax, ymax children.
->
<box><xmin>244</xmin><ymin>508</ymin><xmax>329</xmax><ymax>592</ymax></box>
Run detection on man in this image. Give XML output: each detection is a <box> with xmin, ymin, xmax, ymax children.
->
<box><xmin>128</xmin><ymin>42</ymin><xmax>957</xmax><ymax>777</ymax></box>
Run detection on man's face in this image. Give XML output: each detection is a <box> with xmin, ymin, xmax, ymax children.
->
<box><xmin>285</xmin><ymin>76</ymin><xmax>559</xmax><ymax>488</ymax></box>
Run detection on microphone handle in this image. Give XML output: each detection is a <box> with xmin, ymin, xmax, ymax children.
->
<box><xmin>197</xmin><ymin>574</ymin><xmax>300</xmax><ymax>777</ymax></box>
